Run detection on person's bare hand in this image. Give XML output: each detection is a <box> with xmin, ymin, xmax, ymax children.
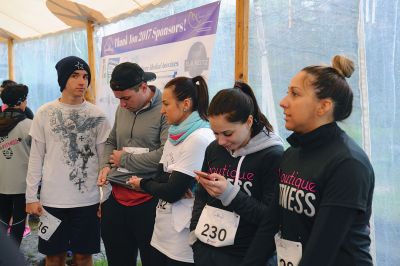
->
<box><xmin>97</xmin><ymin>166</ymin><xmax>111</xmax><ymax>186</ymax></box>
<box><xmin>194</xmin><ymin>171</ymin><xmax>228</xmax><ymax>198</ymax></box>
<box><xmin>126</xmin><ymin>176</ymin><xmax>142</xmax><ymax>191</ymax></box>
<box><xmin>109</xmin><ymin>150</ymin><xmax>124</xmax><ymax>167</ymax></box>
<box><xmin>183</xmin><ymin>189</ymin><xmax>194</xmax><ymax>199</ymax></box>
<box><xmin>26</xmin><ymin>202</ymin><xmax>43</xmax><ymax>216</ymax></box>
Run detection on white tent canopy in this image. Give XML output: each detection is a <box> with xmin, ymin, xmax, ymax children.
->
<box><xmin>0</xmin><ymin>0</ymin><xmax>164</xmax><ymax>41</ymax></box>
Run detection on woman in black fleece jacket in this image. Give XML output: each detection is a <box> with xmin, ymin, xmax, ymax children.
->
<box><xmin>241</xmin><ymin>55</ymin><xmax>374</xmax><ymax>266</ymax></box>
<box><xmin>190</xmin><ymin>81</ymin><xmax>283</xmax><ymax>266</ymax></box>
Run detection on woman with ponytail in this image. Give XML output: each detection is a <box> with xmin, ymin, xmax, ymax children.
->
<box><xmin>242</xmin><ymin>55</ymin><xmax>375</xmax><ymax>266</ymax></box>
<box><xmin>190</xmin><ymin>81</ymin><xmax>284</xmax><ymax>266</ymax></box>
<box><xmin>128</xmin><ymin>76</ymin><xmax>214</xmax><ymax>265</ymax></box>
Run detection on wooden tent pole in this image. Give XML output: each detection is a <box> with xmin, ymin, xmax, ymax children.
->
<box><xmin>86</xmin><ymin>21</ymin><xmax>96</xmax><ymax>103</ymax></box>
<box><xmin>235</xmin><ymin>0</ymin><xmax>249</xmax><ymax>82</ymax></box>
<box><xmin>7</xmin><ymin>39</ymin><xmax>14</xmax><ymax>80</ymax></box>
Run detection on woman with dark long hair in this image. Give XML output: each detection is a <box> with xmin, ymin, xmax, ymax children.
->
<box><xmin>128</xmin><ymin>76</ymin><xmax>214</xmax><ymax>266</ymax></box>
<box><xmin>190</xmin><ymin>81</ymin><xmax>283</xmax><ymax>266</ymax></box>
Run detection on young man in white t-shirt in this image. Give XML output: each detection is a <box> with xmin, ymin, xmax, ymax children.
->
<box><xmin>25</xmin><ymin>56</ymin><xmax>111</xmax><ymax>266</ymax></box>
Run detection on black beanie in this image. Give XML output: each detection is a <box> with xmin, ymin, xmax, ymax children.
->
<box><xmin>1</xmin><ymin>84</ymin><xmax>28</xmax><ymax>107</ymax></box>
<box><xmin>55</xmin><ymin>56</ymin><xmax>91</xmax><ymax>92</ymax></box>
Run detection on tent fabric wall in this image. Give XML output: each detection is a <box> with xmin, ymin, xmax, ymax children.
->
<box><xmin>248</xmin><ymin>0</ymin><xmax>361</xmax><ymax>142</ymax></box>
<box><xmin>13</xmin><ymin>30</ymin><xmax>87</xmax><ymax>111</ymax></box>
<box><xmin>365</xmin><ymin>0</ymin><xmax>400</xmax><ymax>265</ymax></box>
<box><xmin>0</xmin><ymin>42</ymin><xmax>7</xmax><ymax>83</ymax></box>
<box><xmin>0</xmin><ymin>0</ymin><xmax>167</xmax><ymax>40</ymax></box>
<box><xmin>11</xmin><ymin>0</ymin><xmax>235</xmax><ymax>112</ymax></box>
<box><xmin>0</xmin><ymin>42</ymin><xmax>8</xmax><ymax>106</ymax></box>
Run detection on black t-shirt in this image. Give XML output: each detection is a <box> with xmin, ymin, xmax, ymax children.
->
<box><xmin>279</xmin><ymin>122</ymin><xmax>374</xmax><ymax>265</ymax></box>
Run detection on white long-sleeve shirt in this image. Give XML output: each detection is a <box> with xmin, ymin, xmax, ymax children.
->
<box><xmin>25</xmin><ymin>100</ymin><xmax>111</xmax><ymax>208</ymax></box>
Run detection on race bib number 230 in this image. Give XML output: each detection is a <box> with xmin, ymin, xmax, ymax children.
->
<box><xmin>195</xmin><ymin>205</ymin><xmax>240</xmax><ymax>247</ymax></box>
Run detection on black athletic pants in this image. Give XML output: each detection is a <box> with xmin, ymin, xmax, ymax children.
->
<box><xmin>101</xmin><ymin>194</ymin><xmax>157</xmax><ymax>266</ymax></box>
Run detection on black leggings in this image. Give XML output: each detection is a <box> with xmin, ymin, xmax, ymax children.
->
<box><xmin>0</xmin><ymin>193</ymin><xmax>26</xmax><ymax>246</ymax></box>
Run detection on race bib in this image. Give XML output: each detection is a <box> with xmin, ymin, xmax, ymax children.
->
<box><xmin>123</xmin><ymin>147</ymin><xmax>149</xmax><ymax>154</ymax></box>
<box><xmin>195</xmin><ymin>205</ymin><xmax>240</xmax><ymax>247</ymax></box>
<box><xmin>275</xmin><ymin>232</ymin><xmax>302</xmax><ymax>266</ymax></box>
<box><xmin>156</xmin><ymin>199</ymin><xmax>172</xmax><ymax>214</ymax></box>
<box><xmin>38</xmin><ymin>209</ymin><xmax>62</xmax><ymax>241</ymax></box>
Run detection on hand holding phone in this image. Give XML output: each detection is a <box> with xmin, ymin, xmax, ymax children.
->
<box><xmin>193</xmin><ymin>171</ymin><xmax>228</xmax><ymax>198</ymax></box>
<box><xmin>194</xmin><ymin>170</ymin><xmax>217</xmax><ymax>181</ymax></box>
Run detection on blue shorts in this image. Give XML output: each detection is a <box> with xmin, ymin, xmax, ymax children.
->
<box><xmin>38</xmin><ymin>204</ymin><xmax>100</xmax><ymax>255</ymax></box>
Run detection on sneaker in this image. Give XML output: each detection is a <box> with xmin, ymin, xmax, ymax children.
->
<box><xmin>23</xmin><ymin>226</ymin><xmax>31</xmax><ymax>238</ymax></box>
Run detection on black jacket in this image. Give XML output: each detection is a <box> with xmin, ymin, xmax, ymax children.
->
<box><xmin>191</xmin><ymin>130</ymin><xmax>283</xmax><ymax>258</ymax></box>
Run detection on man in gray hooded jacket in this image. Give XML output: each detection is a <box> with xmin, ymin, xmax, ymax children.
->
<box><xmin>97</xmin><ymin>62</ymin><xmax>169</xmax><ymax>266</ymax></box>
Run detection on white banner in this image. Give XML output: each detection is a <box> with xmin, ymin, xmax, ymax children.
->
<box><xmin>97</xmin><ymin>2</ymin><xmax>221</xmax><ymax>123</ymax></box>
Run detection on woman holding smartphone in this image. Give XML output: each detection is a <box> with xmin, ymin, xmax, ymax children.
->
<box><xmin>128</xmin><ymin>76</ymin><xmax>214</xmax><ymax>266</ymax></box>
<box><xmin>190</xmin><ymin>81</ymin><xmax>283</xmax><ymax>266</ymax></box>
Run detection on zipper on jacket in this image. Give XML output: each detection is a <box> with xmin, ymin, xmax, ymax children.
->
<box><xmin>130</xmin><ymin>114</ymin><xmax>138</xmax><ymax>139</ymax></box>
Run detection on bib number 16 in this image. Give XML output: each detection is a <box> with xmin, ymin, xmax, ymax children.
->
<box><xmin>38</xmin><ymin>221</ymin><xmax>48</xmax><ymax>235</ymax></box>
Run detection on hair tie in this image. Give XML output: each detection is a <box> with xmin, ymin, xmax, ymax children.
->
<box><xmin>192</xmin><ymin>77</ymin><xmax>200</xmax><ymax>86</ymax></box>
<box><xmin>234</xmin><ymin>80</ymin><xmax>244</xmax><ymax>90</ymax></box>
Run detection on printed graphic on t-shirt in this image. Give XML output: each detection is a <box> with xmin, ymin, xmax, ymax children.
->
<box><xmin>0</xmin><ymin>136</ymin><xmax>21</xmax><ymax>159</ymax></box>
<box><xmin>162</xmin><ymin>151</ymin><xmax>176</xmax><ymax>172</ymax></box>
<box><xmin>278</xmin><ymin>169</ymin><xmax>316</xmax><ymax>217</ymax></box>
<box><xmin>48</xmin><ymin>108</ymin><xmax>105</xmax><ymax>193</ymax></box>
<box><xmin>208</xmin><ymin>163</ymin><xmax>254</xmax><ymax>196</ymax></box>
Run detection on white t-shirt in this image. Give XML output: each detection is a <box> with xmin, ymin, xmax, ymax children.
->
<box><xmin>151</xmin><ymin>127</ymin><xmax>214</xmax><ymax>263</ymax></box>
<box><xmin>27</xmin><ymin>100</ymin><xmax>110</xmax><ymax>208</ymax></box>
<box><xmin>0</xmin><ymin>118</ymin><xmax>31</xmax><ymax>194</ymax></box>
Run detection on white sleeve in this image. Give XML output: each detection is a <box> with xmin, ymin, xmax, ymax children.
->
<box><xmin>26</xmin><ymin>138</ymin><xmax>45</xmax><ymax>203</ymax></box>
<box><xmin>96</xmin><ymin>113</ymin><xmax>111</xmax><ymax>145</ymax></box>
<box><xmin>29</xmin><ymin>109</ymin><xmax>45</xmax><ymax>143</ymax></box>
<box><xmin>96</xmin><ymin>141</ymin><xmax>112</xmax><ymax>201</ymax></box>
